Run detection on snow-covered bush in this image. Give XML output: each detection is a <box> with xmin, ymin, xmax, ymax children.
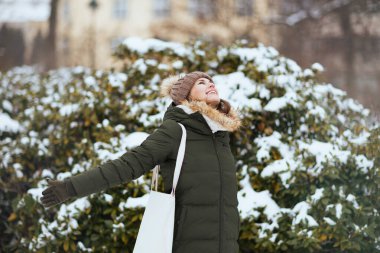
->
<box><xmin>1</xmin><ymin>37</ymin><xmax>379</xmax><ymax>252</ymax></box>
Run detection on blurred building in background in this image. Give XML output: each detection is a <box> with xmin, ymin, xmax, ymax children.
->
<box><xmin>268</xmin><ymin>0</ymin><xmax>380</xmax><ymax>122</ymax></box>
<box><xmin>1</xmin><ymin>0</ymin><xmax>278</xmax><ymax>69</ymax></box>
<box><xmin>0</xmin><ymin>0</ymin><xmax>379</xmax><ymax>119</ymax></box>
<box><xmin>0</xmin><ymin>0</ymin><xmax>50</xmax><ymax>70</ymax></box>
<box><xmin>54</xmin><ymin>0</ymin><xmax>278</xmax><ymax>69</ymax></box>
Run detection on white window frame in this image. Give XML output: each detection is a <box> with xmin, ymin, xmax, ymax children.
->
<box><xmin>188</xmin><ymin>0</ymin><xmax>215</xmax><ymax>19</ymax></box>
<box><xmin>112</xmin><ymin>0</ymin><xmax>128</xmax><ymax>19</ymax></box>
<box><xmin>62</xmin><ymin>0</ymin><xmax>70</xmax><ymax>21</ymax></box>
<box><xmin>154</xmin><ymin>0</ymin><xmax>171</xmax><ymax>17</ymax></box>
<box><xmin>235</xmin><ymin>0</ymin><xmax>253</xmax><ymax>17</ymax></box>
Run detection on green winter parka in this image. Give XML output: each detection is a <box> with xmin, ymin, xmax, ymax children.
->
<box><xmin>68</xmin><ymin>99</ymin><xmax>242</xmax><ymax>253</ymax></box>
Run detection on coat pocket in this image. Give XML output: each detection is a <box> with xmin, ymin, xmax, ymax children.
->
<box><xmin>175</xmin><ymin>206</ymin><xmax>188</xmax><ymax>241</ymax></box>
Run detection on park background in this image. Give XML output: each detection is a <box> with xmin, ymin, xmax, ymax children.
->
<box><xmin>1</xmin><ymin>0</ymin><xmax>380</xmax><ymax>252</ymax></box>
<box><xmin>1</xmin><ymin>0</ymin><xmax>380</xmax><ymax>121</ymax></box>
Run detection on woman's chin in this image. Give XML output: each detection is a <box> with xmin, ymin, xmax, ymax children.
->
<box><xmin>206</xmin><ymin>97</ymin><xmax>220</xmax><ymax>107</ymax></box>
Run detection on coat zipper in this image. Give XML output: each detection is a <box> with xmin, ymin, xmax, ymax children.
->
<box><xmin>212</xmin><ymin>133</ymin><xmax>223</xmax><ymax>253</ymax></box>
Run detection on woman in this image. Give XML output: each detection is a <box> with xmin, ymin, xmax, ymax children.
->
<box><xmin>41</xmin><ymin>71</ymin><xmax>242</xmax><ymax>253</ymax></box>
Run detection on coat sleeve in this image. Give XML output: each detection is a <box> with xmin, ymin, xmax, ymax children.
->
<box><xmin>69</xmin><ymin>119</ymin><xmax>182</xmax><ymax>198</ymax></box>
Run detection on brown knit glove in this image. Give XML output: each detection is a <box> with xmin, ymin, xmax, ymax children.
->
<box><xmin>40</xmin><ymin>178</ymin><xmax>77</xmax><ymax>208</ymax></box>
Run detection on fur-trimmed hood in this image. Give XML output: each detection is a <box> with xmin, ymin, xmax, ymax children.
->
<box><xmin>177</xmin><ymin>100</ymin><xmax>242</xmax><ymax>133</ymax></box>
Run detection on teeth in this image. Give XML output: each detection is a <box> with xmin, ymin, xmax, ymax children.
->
<box><xmin>207</xmin><ymin>91</ymin><xmax>216</xmax><ymax>94</ymax></box>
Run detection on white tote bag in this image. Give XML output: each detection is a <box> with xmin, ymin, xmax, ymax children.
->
<box><xmin>133</xmin><ymin>122</ymin><xmax>187</xmax><ymax>253</ymax></box>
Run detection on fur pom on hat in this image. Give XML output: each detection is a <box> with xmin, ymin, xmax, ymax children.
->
<box><xmin>159</xmin><ymin>74</ymin><xmax>180</xmax><ymax>98</ymax></box>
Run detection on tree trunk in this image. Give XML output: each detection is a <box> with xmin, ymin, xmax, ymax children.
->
<box><xmin>338</xmin><ymin>4</ymin><xmax>355</xmax><ymax>95</ymax></box>
<box><xmin>46</xmin><ymin>0</ymin><xmax>59</xmax><ymax>70</ymax></box>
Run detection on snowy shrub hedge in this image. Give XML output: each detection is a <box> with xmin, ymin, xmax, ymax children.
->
<box><xmin>1</xmin><ymin>37</ymin><xmax>379</xmax><ymax>252</ymax></box>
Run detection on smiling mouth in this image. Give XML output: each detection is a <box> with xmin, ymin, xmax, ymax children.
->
<box><xmin>206</xmin><ymin>91</ymin><xmax>217</xmax><ymax>95</ymax></box>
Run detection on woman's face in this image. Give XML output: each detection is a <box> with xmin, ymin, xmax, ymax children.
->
<box><xmin>188</xmin><ymin>77</ymin><xmax>220</xmax><ymax>108</ymax></box>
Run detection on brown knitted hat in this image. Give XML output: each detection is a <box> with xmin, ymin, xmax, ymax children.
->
<box><xmin>160</xmin><ymin>71</ymin><xmax>213</xmax><ymax>105</ymax></box>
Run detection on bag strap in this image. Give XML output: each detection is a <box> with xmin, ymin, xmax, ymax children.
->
<box><xmin>170</xmin><ymin>123</ymin><xmax>186</xmax><ymax>196</ymax></box>
<box><xmin>151</xmin><ymin>122</ymin><xmax>187</xmax><ymax>197</ymax></box>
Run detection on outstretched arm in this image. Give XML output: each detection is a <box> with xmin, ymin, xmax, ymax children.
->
<box><xmin>41</xmin><ymin>119</ymin><xmax>182</xmax><ymax>208</ymax></box>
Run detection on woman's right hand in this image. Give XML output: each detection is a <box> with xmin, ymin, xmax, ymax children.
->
<box><xmin>40</xmin><ymin>178</ymin><xmax>75</xmax><ymax>208</ymax></box>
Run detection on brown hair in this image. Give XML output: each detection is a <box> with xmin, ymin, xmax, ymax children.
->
<box><xmin>216</xmin><ymin>99</ymin><xmax>231</xmax><ymax>115</ymax></box>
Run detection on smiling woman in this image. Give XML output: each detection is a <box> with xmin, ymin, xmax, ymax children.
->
<box><xmin>40</xmin><ymin>70</ymin><xmax>242</xmax><ymax>253</ymax></box>
<box><xmin>188</xmin><ymin>77</ymin><xmax>220</xmax><ymax>108</ymax></box>
<box><xmin>161</xmin><ymin>71</ymin><xmax>232</xmax><ymax>115</ymax></box>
